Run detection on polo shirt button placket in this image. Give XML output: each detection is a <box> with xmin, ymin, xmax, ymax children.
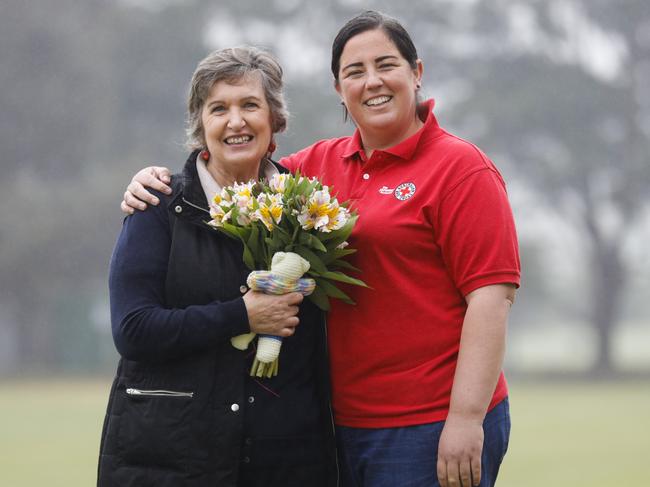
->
<box><xmin>362</xmin><ymin>173</ymin><xmax>370</xmax><ymax>180</ymax></box>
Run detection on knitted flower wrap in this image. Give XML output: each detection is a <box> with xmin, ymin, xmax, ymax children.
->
<box><xmin>239</xmin><ymin>252</ymin><xmax>316</xmax><ymax>377</ymax></box>
<box><xmin>247</xmin><ymin>271</ymin><xmax>316</xmax><ymax>296</ymax></box>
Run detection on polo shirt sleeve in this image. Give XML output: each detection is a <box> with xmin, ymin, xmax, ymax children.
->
<box><xmin>109</xmin><ymin>194</ymin><xmax>250</xmax><ymax>363</ymax></box>
<box><xmin>279</xmin><ymin>152</ymin><xmax>301</xmax><ymax>172</ymax></box>
<box><xmin>279</xmin><ymin>140</ymin><xmax>329</xmax><ymax>174</ymax></box>
<box><xmin>436</xmin><ymin>168</ymin><xmax>521</xmax><ymax>297</ymax></box>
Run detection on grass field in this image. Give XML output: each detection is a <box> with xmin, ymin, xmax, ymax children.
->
<box><xmin>1</xmin><ymin>378</ymin><xmax>649</xmax><ymax>486</ymax></box>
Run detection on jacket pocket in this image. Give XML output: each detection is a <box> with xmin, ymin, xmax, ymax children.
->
<box><xmin>116</xmin><ymin>383</ymin><xmax>195</xmax><ymax>472</ymax></box>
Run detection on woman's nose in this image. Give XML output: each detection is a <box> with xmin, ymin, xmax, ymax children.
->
<box><xmin>366</xmin><ymin>69</ymin><xmax>383</xmax><ymax>89</ymax></box>
<box><xmin>227</xmin><ymin>109</ymin><xmax>246</xmax><ymax>130</ymax></box>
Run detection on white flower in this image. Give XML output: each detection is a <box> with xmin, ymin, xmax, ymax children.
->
<box><xmin>297</xmin><ymin>189</ymin><xmax>332</xmax><ymax>231</ymax></box>
<box><xmin>254</xmin><ymin>193</ymin><xmax>283</xmax><ymax>231</ymax></box>
<box><xmin>236</xmin><ymin>211</ymin><xmax>252</xmax><ymax>226</ymax></box>
<box><xmin>269</xmin><ymin>173</ymin><xmax>289</xmax><ymax>194</ymax></box>
<box><xmin>208</xmin><ymin>205</ymin><xmax>226</xmax><ymax>227</ymax></box>
<box><xmin>232</xmin><ymin>181</ymin><xmax>256</xmax><ymax>210</ymax></box>
<box><xmin>297</xmin><ymin>187</ymin><xmax>348</xmax><ymax>232</ymax></box>
<box><xmin>324</xmin><ymin>203</ymin><xmax>349</xmax><ymax>232</ymax></box>
<box><xmin>209</xmin><ymin>189</ymin><xmax>234</xmax><ymax>227</ymax></box>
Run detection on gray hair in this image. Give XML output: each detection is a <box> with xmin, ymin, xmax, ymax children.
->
<box><xmin>186</xmin><ymin>46</ymin><xmax>288</xmax><ymax>151</ymax></box>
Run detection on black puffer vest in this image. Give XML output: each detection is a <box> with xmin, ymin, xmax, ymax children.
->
<box><xmin>98</xmin><ymin>152</ymin><xmax>337</xmax><ymax>487</ymax></box>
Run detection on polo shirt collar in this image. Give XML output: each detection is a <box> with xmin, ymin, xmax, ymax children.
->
<box><xmin>341</xmin><ymin>99</ymin><xmax>439</xmax><ymax>162</ymax></box>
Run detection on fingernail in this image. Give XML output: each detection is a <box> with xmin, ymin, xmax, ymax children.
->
<box><xmin>152</xmin><ymin>197</ymin><xmax>160</xmax><ymax>205</ymax></box>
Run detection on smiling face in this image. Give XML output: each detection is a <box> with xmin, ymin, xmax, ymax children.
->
<box><xmin>201</xmin><ymin>74</ymin><xmax>272</xmax><ymax>182</ymax></box>
<box><xmin>335</xmin><ymin>28</ymin><xmax>423</xmax><ymax>151</ymax></box>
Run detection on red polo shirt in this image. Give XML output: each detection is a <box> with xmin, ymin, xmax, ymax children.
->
<box><xmin>281</xmin><ymin>100</ymin><xmax>520</xmax><ymax>428</ymax></box>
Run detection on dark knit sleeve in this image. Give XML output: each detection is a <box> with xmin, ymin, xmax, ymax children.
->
<box><xmin>108</xmin><ymin>193</ymin><xmax>250</xmax><ymax>363</ymax></box>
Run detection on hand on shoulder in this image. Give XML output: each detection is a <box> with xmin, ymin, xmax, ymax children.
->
<box><xmin>120</xmin><ymin>166</ymin><xmax>172</xmax><ymax>214</ymax></box>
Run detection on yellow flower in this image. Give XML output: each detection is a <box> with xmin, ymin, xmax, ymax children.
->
<box><xmin>269</xmin><ymin>173</ymin><xmax>289</xmax><ymax>194</ymax></box>
<box><xmin>324</xmin><ymin>203</ymin><xmax>349</xmax><ymax>232</ymax></box>
<box><xmin>233</xmin><ymin>181</ymin><xmax>256</xmax><ymax>210</ymax></box>
<box><xmin>209</xmin><ymin>188</ymin><xmax>234</xmax><ymax>227</ymax></box>
<box><xmin>208</xmin><ymin>205</ymin><xmax>227</xmax><ymax>227</ymax></box>
<box><xmin>297</xmin><ymin>187</ymin><xmax>350</xmax><ymax>232</ymax></box>
<box><xmin>212</xmin><ymin>187</ymin><xmax>232</xmax><ymax>206</ymax></box>
<box><xmin>255</xmin><ymin>193</ymin><xmax>283</xmax><ymax>231</ymax></box>
<box><xmin>298</xmin><ymin>189</ymin><xmax>335</xmax><ymax>231</ymax></box>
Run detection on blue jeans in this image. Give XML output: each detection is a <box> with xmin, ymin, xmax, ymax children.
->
<box><xmin>335</xmin><ymin>398</ymin><xmax>510</xmax><ymax>487</ymax></box>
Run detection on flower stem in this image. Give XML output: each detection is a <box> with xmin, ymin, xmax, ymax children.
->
<box><xmin>250</xmin><ymin>357</ymin><xmax>279</xmax><ymax>378</ymax></box>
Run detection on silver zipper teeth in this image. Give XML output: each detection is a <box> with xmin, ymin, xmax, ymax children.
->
<box><xmin>323</xmin><ymin>316</ymin><xmax>340</xmax><ymax>486</ymax></box>
<box><xmin>181</xmin><ymin>197</ymin><xmax>210</xmax><ymax>214</ymax></box>
<box><xmin>126</xmin><ymin>388</ymin><xmax>194</xmax><ymax>398</ymax></box>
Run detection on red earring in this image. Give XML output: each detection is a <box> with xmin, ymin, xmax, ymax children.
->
<box><xmin>200</xmin><ymin>150</ymin><xmax>210</xmax><ymax>161</ymax></box>
<box><xmin>267</xmin><ymin>141</ymin><xmax>277</xmax><ymax>155</ymax></box>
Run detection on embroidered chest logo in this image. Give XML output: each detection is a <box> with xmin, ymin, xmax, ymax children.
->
<box><xmin>378</xmin><ymin>186</ymin><xmax>394</xmax><ymax>195</ymax></box>
<box><xmin>394</xmin><ymin>182</ymin><xmax>416</xmax><ymax>201</ymax></box>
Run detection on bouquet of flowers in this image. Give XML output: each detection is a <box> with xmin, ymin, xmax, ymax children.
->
<box><xmin>207</xmin><ymin>172</ymin><xmax>366</xmax><ymax>377</ymax></box>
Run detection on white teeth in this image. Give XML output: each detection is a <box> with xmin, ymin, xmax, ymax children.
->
<box><xmin>366</xmin><ymin>96</ymin><xmax>391</xmax><ymax>106</ymax></box>
<box><xmin>225</xmin><ymin>135</ymin><xmax>252</xmax><ymax>144</ymax></box>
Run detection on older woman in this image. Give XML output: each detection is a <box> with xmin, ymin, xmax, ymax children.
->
<box><xmin>98</xmin><ymin>47</ymin><xmax>337</xmax><ymax>487</ymax></box>
<box><xmin>122</xmin><ymin>11</ymin><xmax>520</xmax><ymax>487</ymax></box>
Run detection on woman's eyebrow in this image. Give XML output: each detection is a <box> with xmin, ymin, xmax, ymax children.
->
<box><xmin>342</xmin><ymin>61</ymin><xmax>364</xmax><ymax>72</ymax></box>
<box><xmin>375</xmin><ymin>55</ymin><xmax>399</xmax><ymax>63</ymax></box>
<box><xmin>342</xmin><ymin>55</ymin><xmax>400</xmax><ymax>72</ymax></box>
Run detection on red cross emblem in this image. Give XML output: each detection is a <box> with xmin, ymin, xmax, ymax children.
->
<box><xmin>394</xmin><ymin>182</ymin><xmax>416</xmax><ymax>201</ymax></box>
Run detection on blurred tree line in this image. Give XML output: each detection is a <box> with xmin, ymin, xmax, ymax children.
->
<box><xmin>0</xmin><ymin>0</ymin><xmax>648</xmax><ymax>377</ymax></box>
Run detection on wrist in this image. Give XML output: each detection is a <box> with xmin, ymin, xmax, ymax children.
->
<box><xmin>446</xmin><ymin>406</ymin><xmax>486</xmax><ymax>425</ymax></box>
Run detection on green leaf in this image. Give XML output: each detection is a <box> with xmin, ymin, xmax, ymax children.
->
<box><xmin>241</xmin><ymin>244</ymin><xmax>256</xmax><ymax>270</ymax></box>
<box><xmin>273</xmin><ymin>224</ymin><xmax>291</xmax><ymax>237</ymax></box>
<box><xmin>240</xmin><ymin>227</ymin><xmax>252</xmax><ymax>241</ymax></box>
<box><xmin>307</xmin><ymin>285</ymin><xmax>330</xmax><ymax>311</ymax></box>
<box><xmin>294</xmin><ymin>247</ymin><xmax>328</xmax><ymax>274</ymax></box>
<box><xmin>321</xmin><ymin>271</ymin><xmax>368</xmax><ymax>287</ymax></box>
<box><xmin>298</xmin><ymin>232</ymin><xmax>328</xmax><ymax>252</ymax></box>
<box><xmin>315</xmin><ymin>278</ymin><xmax>356</xmax><ymax>305</ymax></box>
<box><xmin>321</xmin><ymin>247</ymin><xmax>357</xmax><ymax>264</ymax></box>
<box><xmin>247</xmin><ymin>225</ymin><xmax>260</xmax><ymax>255</ymax></box>
<box><xmin>269</xmin><ymin>228</ymin><xmax>288</xmax><ymax>252</ymax></box>
<box><xmin>217</xmin><ymin>227</ymin><xmax>240</xmax><ymax>241</ymax></box>
<box><xmin>306</xmin><ymin>178</ymin><xmax>320</xmax><ymax>194</ymax></box>
<box><xmin>220</xmin><ymin>222</ymin><xmax>243</xmax><ymax>240</ymax></box>
<box><xmin>320</xmin><ymin>214</ymin><xmax>357</xmax><ymax>244</ymax></box>
<box><xmin>296</xmin><ymin>176</ymin><xmax>310</xmax><ymax>194</ymax></box>
<box><xmin>328</xmin><ymin>259</ymin><xmax>362</xmax><ymax>273</ymax></box>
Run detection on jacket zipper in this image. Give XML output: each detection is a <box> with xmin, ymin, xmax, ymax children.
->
<box><xmin>181</xmin><ymin>196</ymin><xmax>210</xmax><ymax>214</ymax></box>
<box><xmin>322</xmin><ymin>315</ymin><xmax>340</xmax><ymax>487</ymax></box>
<box><xmin>126</xmin><ymin>388</ymin><xmax>194</xmax><ymax>398</ymax></box>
